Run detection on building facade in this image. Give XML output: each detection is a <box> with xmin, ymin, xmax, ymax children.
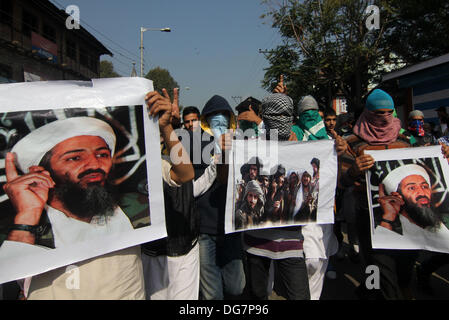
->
<box><xmin>383</xmin><ymin>53</ymin><xmax>449</xmax><ymax>126</ymax></box>
<box><xmin>0</xmin><ymin>0</ymin><xmax>111</xmax><ymax>83</ymax></box>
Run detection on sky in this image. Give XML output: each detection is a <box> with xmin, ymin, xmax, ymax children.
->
<box><xmin>50</xmin><ymin>0</ymin><xmax>283</xmax><ymax>111</ymax></box>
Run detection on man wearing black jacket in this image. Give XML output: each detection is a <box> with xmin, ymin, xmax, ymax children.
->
<box><xmin>196</xmin><ymin>95</ymin><xmax>246</xmax><ymax>300</ymax></box>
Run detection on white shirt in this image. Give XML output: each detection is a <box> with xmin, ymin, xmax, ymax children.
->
<box><xmin>374</xmin><ymin>214</ymin><xmax>449</xmax><ymax>253</ymax></box>
<box><xmin>47</xmin><ymin>206</ymin><xmax>134</xmax><ymax>247</ymax></box>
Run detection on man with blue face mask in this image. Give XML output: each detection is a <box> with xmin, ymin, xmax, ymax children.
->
<box><xmin>207</xmin><ymin>112</ymin><xmax>230</xmax><ymax>155</ymax></box>
<box><xmin>403</xmin><ymin>110</ymin><xmax>437</xmax><ymax>147</ymax></box>
<box><xmin>196</xmin><ymin>95</ymin><xmax>244</xmax><ymax>300</ymax></box>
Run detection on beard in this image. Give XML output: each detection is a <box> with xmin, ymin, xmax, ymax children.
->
<box><xmin>50</xmin><ymin>171</ymin><xmax>118</xmax><ymax>220</ymax></box>
<box><xmin>402</xmin><ymin>197</ymin><xmax>441</xmax><ymax>231</ymax></box>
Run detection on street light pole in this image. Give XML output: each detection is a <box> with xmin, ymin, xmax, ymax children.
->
<box><xmin>140</xmin><ymin>27</ymin><xmax>171</xmax><ymax>77</ymax></box>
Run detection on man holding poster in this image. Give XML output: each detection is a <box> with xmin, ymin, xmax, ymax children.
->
<box><xmin>341</xmin><ymin>88</ymin><xmax>449</xmax><ymax>300</ymax></box>
<box><xmin>0</xmin><ymin>82</ymin><xmax>194</xmax><ymax>299</ymax></box>
<box><xmin>2</xmin><ymin>117</ymin><xmax>132</xmax><ymax>248</ymax></box>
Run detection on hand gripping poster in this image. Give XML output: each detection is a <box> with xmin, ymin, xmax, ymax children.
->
<box><xmin>366</xmin><ymin>146</ymin><xmax>449</xmax><ymax>253</ymax></box>
<box><xmin>0</xmin><ymin>78</ymin><xmax>166</xmax><ymax>284</ymax></box>
<box><xmin>225</xmin><ymin>138</ymin><xmax>337</xmax><ymax>234</ymax></box>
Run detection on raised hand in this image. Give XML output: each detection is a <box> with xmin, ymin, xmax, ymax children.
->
<box><xmin>3</xmin><ymin>152</ymin><xmax>54</xmax><ymax>227</ymax></box>
<box><xmin>237</xmin><ymin>105</ymin><xmax>262</xmax><ymax>125</ymax></box>
<box><xmin>167</xmin><ymin>88</ymin><xmax>181</xmax><ymax>126</ymax></box>
<box><xmin>330</xmin><ymin>129</ymin><xmax>348</xmax><ymax>156</ymax></box>
<box><xmin>145</xmin><ymin>89</ymin><xmax>174</xmax><ymax>129</ymax></box>
<box><xmin>273</xmin><ymin>75</ymin><xmax>287</xmax><ymax>94</ymax></box>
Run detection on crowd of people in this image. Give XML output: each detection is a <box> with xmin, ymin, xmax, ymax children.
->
<box><xmin>3</xmin><ymin>77</ymin><xmax>449</xmax><ymax>301</ymax></box>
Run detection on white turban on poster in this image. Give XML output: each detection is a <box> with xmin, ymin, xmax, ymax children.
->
<box><xmin>382</xmin><ymin>164</ymin><xmax>431</xmax><ymax>195</ymax></box>
<box><xmin>11</xmin><ymin>117</ymin><xmax>116</xmax><ymax>173</ymax></box>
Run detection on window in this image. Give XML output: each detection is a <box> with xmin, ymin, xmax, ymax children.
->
<box><xmin>22</xmin><ymin>9</ymin><xmax>38</xmax><ymax>37</ymax></box>
<box><xmin>0</xmin><ymin>0</ymin><xmax>13</xmax><ymax>25</ymax></box>
<box><xmin>66</xmin><ymin>38</ymin><xmax>77</xmax><ymax>60</ymax></box>
<box><xmin>43</xmin><ymin>23</ymin><xmax>56</xmax><ymax>42</ymax></box>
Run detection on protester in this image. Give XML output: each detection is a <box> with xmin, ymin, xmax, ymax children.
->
<box><xmin>196</xmin><ymin>95</ymin><xmax>245</xmax><ymax>300</ymax></box>
<box><xmin>236</xmin><ymin>97</ymin><xmax>262</xmax><ymax>139</ymax></box>
<box><xmin>242</xmin><ymin>92</ymin><xmax>310</xmax><ymax>300</ymax></box>
<box><xmin>335</xmin><ymin>112</ymin><xmax>355</xmax><ymax>138</ymax></box>
<box><xmin>340</xmin><ymin>88</ymin><xmax>419</xmax><ymax>300</ymax></box>
<box><xmin>182</xmin><ymin>106</ymin><xmax>201</xmax><ymax>132</ymax></box>
<box><xmin>402</xmin><ymin>110</ymin><xmax>437</xmax><ymax>146</ymax></box>
<box><xmin>0</xmin><ymin>88</ymin><xmax>194</xmax><ymax>300</ymax></box>
<box><xmin>322</xmin><ymin>108</ymin><xmax>359</xmax><ymax>262</ymax></box>
<box><xmin>141</xmin><ymin>89</ymin><xmax>216</xmax><ymax>300</ymax></box>
<box><xmin>290</xmin><ymin>94</ymin><xmax>340</xmax><ymax>300</ymax></box>
<box><xmin>323</xmin><ymin>108</ymin><xmax>337</xmax><ymax>138</ymax></box>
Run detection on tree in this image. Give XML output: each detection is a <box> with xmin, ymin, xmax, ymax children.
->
<box><xmin>145</xmin><ymin>67</ymin><xmax>179</xmax><ymax>100</ymax></box>
<box><xmin>99</xmin><ymin>60</ymin><xmax>120</xmax><ymax>78</ymax></box>
<box><xmin>384</xmin><ymin>0</ymin><xmax>449</xmax><ymax>65</ymax></box>
<box><xmin>261</xmin><ymin>0</ymin><xmax>398</xmax><ymax>113</ymax></box>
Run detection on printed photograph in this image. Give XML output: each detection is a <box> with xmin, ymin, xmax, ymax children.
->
<box><xmin>369</xmin><ymin>157</ymin><xmax>449</xmax><ymax>235</ymax></box>
<box><xmin>0</xmin><ymin>106</ymin><xmax>151</xmax><ymax>250</ymax></box>
<box><xmin>227</xmin><ymin>139</ymin><xmax>337</xmax><ymax>233</ymax></box>
<box><xmin>366</xmin><ymin>147</ymin><xmax>449</xmax><ymax>253</ymax></box>
<box><xmin>234</xmin><ymin>157</ymin><xmax>321</xmax><ymax>231</ymax></box>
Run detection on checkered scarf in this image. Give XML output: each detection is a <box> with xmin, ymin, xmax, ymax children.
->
<box><xmin>261</xmin><ymin>93</ymin><xmax>294</xmax><ymax>141</ymax></box>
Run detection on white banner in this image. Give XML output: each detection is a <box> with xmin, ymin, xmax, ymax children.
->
<box><xmin>366</xmin><ymin>146</ymin><xmax>449</xmax><ymax>253</ymax></box>
<box><xmin>0</xmin><ymin>78</ymin><xmax>166</xmax><ymax>284</ymax></box>
<box><xmin>225</xmin><ymin>139</ymin><xmax>337</xmax><ymax>234</ymax></box>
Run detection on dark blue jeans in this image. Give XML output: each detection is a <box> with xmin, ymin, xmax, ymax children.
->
<box><xmin>199</xmin><ymin>233</ymin><xmax>246</xmax><ymax>300</ymax></box>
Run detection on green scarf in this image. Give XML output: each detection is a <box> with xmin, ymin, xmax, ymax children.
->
<box><xmin>291</xmin><ymin>110</ymin><xmax>329</xmax><ymax>141</ymax></box>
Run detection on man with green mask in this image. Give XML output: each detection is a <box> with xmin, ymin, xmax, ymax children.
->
<box><xmin>291</xmin><ymin>96</ymin><xmax>329</xmax><ymax>141</ymax></box>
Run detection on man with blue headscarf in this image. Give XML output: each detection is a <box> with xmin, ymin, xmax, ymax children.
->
<box><xmin>196</xmin><ymin>95</ymin><xmax>245</xmax><ymax>300</ymax></box>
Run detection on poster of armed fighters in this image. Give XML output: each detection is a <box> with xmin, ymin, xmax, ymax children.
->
<box><xmin>366</xmin><ymin>146</ymin><xmax>449</xmax><ymax>253</ymax></box>
<box><xmin>225</xmin><ymin>139</ymin><xmax>337</xmax><ymax>233</ymax></box>
<box><xmin>0</xmin><ymin>78</ymin><xmax>166</xmax><ymax>284</ymax></box>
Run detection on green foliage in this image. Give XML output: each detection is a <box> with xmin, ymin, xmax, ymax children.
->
<box><xmin>261</xmin><ymin>0</ymin><xmax>449</xmax><ymax>113</ymax></box>
<box><xmin>384</xmin><ymin>0</ymin><xmax>449</xmax><ymax>64</ymax></box>
<box><xmin>99</xmin><ymin>60</ymin><xmax>121</xmax><ymax>78</ymax></box>
<box><xmin>145</xmin><ymin>67</ymin><xmax>179</xmax><ymax>100</ymax></box>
